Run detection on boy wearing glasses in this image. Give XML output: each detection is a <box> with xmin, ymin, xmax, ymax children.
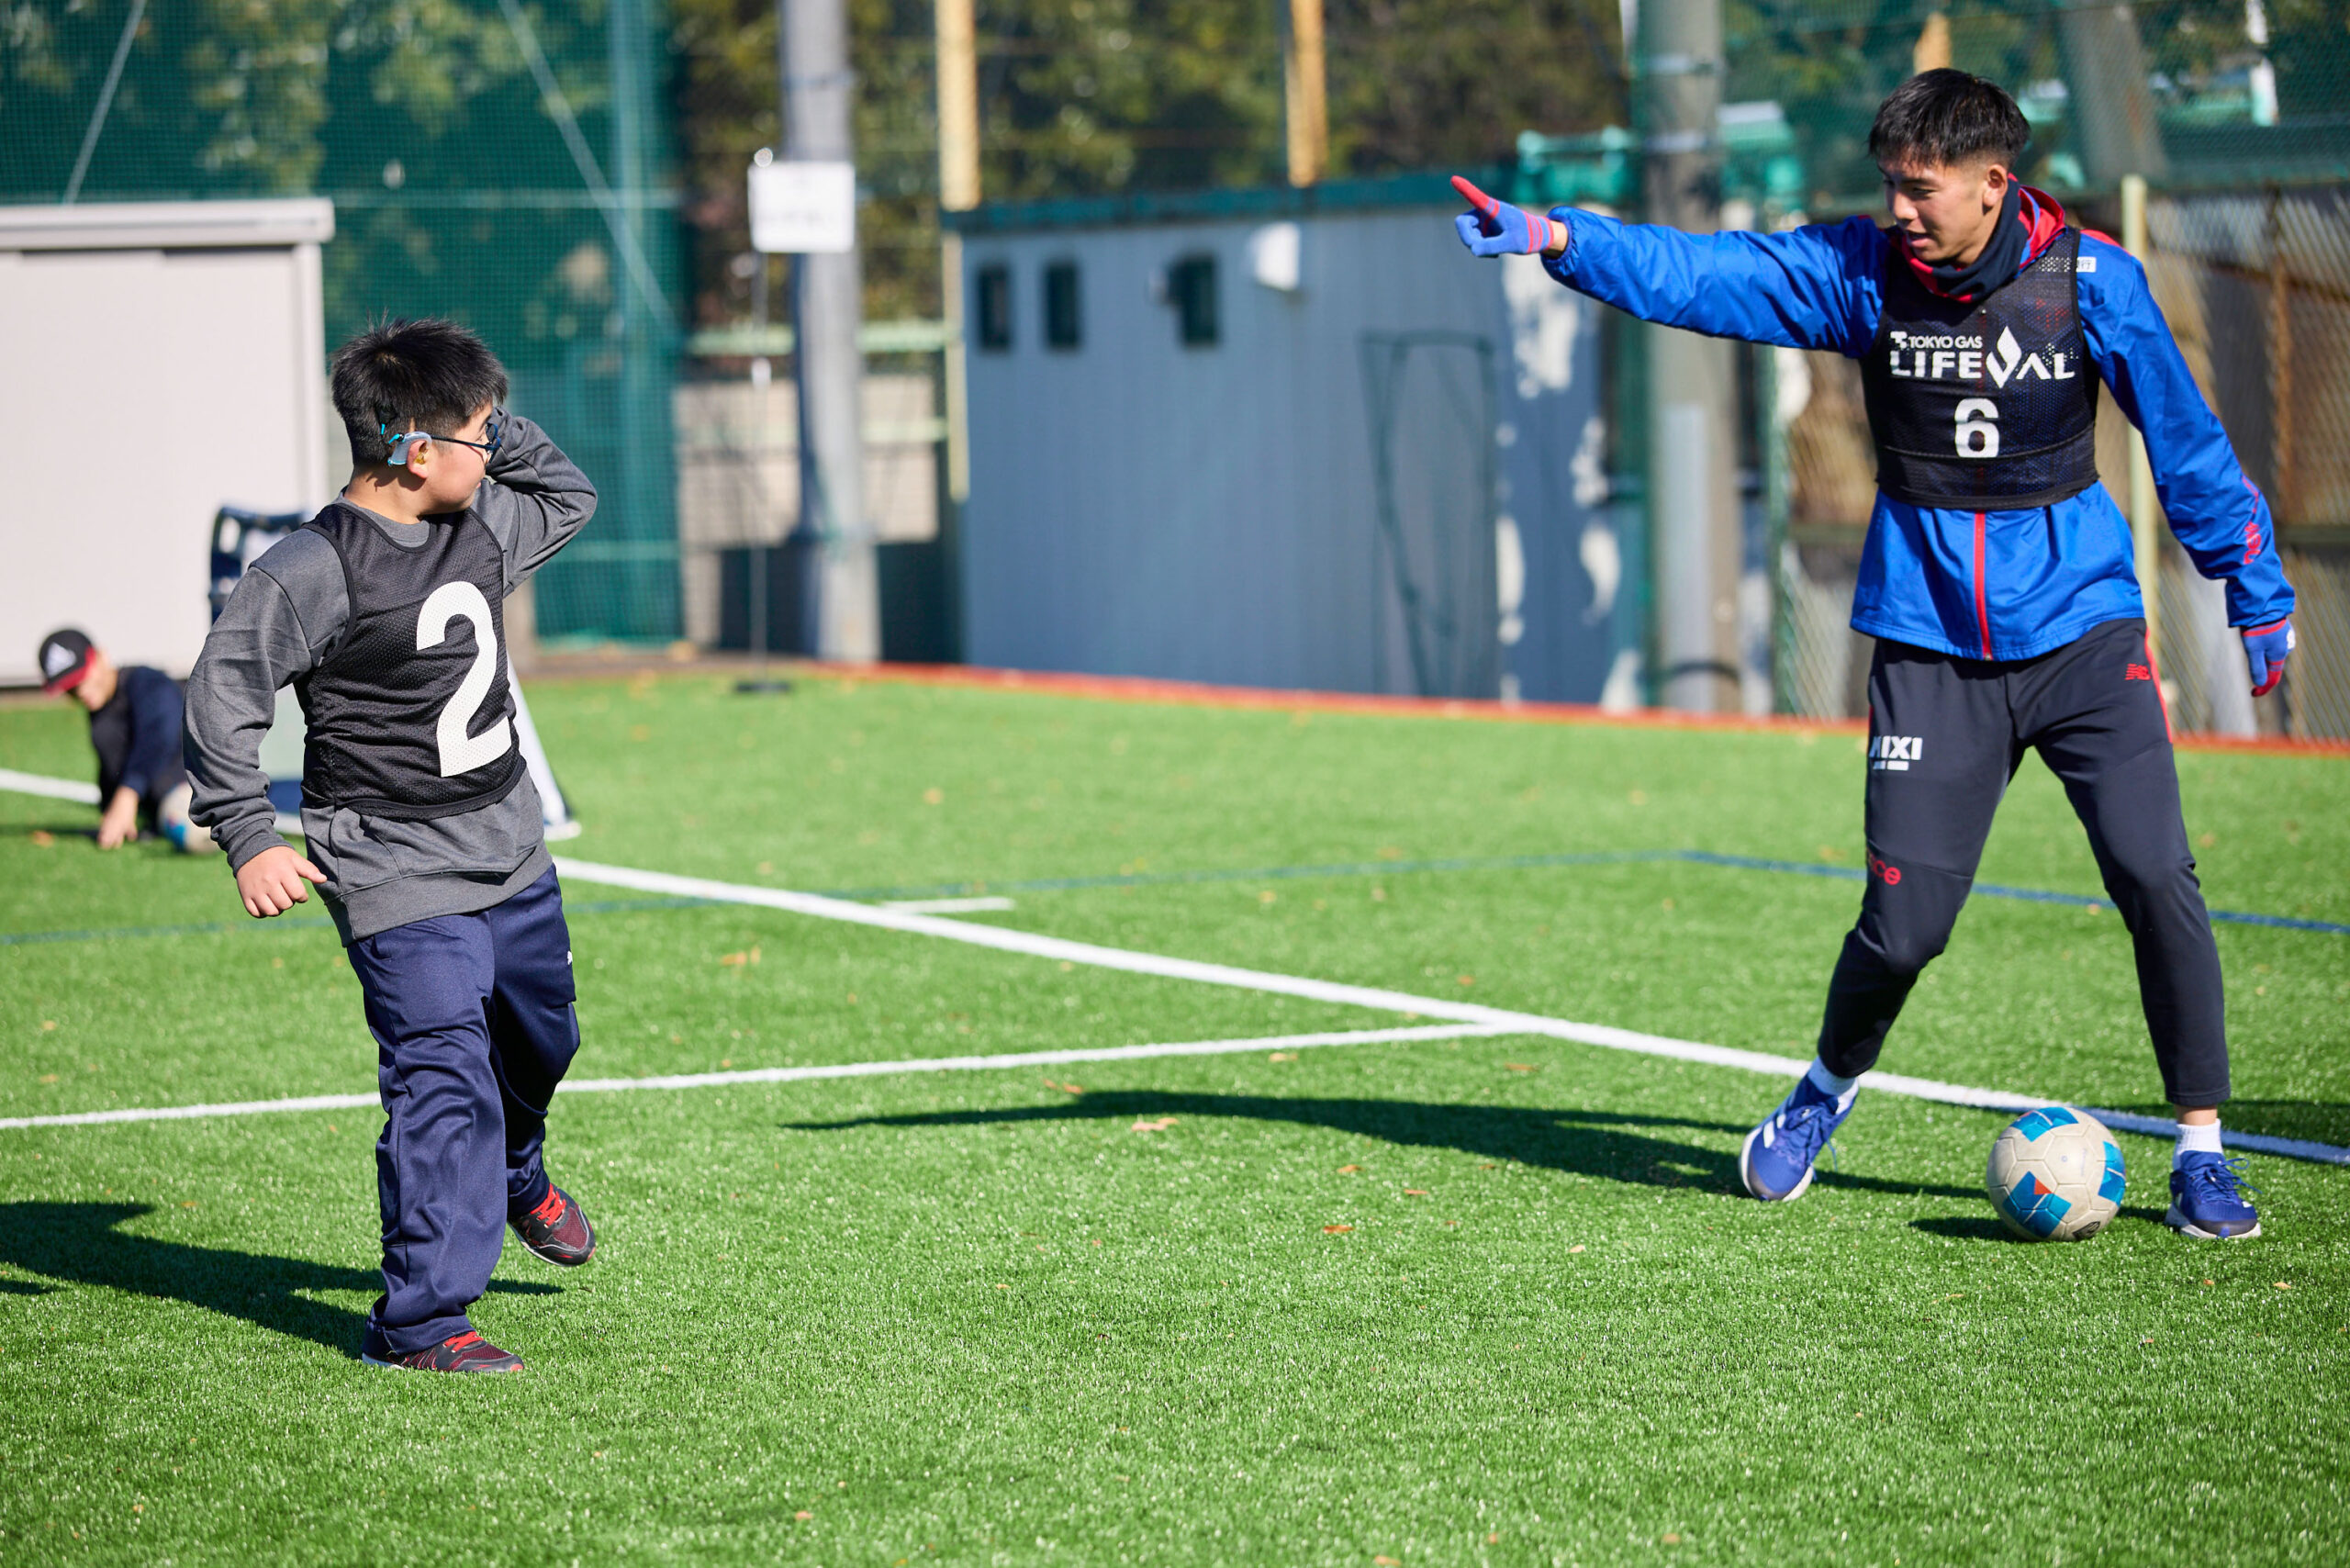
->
<box><xmin>185</xmin><ymin>318</ymin><xmax>601</xmax><ymax>1372</ymax></box>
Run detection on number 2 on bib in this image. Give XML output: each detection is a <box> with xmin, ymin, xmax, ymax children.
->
<box><xmin>1954</xmin><ymin>398</ymin><xmax>2000</xmax><ymax>458</ymax></box>
<box><xmin>416</xmin><ymin>580</ymin><xmax>514</xmax><ymax>778</ymax></box>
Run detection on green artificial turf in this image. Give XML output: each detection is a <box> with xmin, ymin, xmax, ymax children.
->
<box><xmin>1</xmin><ymin>674</ymin><xmax>2345</xmax><ymax>1566</ymax></box>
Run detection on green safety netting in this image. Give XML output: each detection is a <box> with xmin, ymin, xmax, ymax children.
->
<box><xmin>2</xmin><ymin>0</ymin><xmax>684</xmax><ymax>644</ymax></box>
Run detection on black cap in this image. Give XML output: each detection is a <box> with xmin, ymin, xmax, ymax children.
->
<box><xmin>37</xmin><ymin>629</ymin><xmax>94</xmax><ymax>695</ymax></box>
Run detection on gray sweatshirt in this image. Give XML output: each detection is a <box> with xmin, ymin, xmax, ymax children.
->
<box><xmin>185</xmin><ymin>416</ymin><xmax>596</xmax><ymax>942</ymax></box>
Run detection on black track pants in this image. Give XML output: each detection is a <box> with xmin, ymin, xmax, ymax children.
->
<box><xmin>1818</xmin><ymin>618</ymin><xmax>2230</xmax><ymax>1106</ymax></box>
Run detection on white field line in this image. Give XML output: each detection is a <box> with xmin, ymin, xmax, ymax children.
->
<box><xmin>0</xmin><ymin>767</ymin><xmax>100</xmax><ymax>804</ymax></box>
<box><xmin>3</xmin><ymin>1091</ymin><xmax>379</xmax><ymax>1130</ymax></box>
<box><xmin>0</xmin><ymin>819</ymin><xmax>2337</xmax><ymax>1165</ymax></box>
<box><xmin>0</xmin><ymin>767</ymin><xmax>302</xmax><ymax>835</ymax></box>
<box><xmin>558</xmin><ymin>1023</ymin><xmax>1503</xmax><ymax>1093</ymax></box>
<box><xmin>0</xmin><ymin>1024</ymin><xmax>1503</xmax><ymax>1131</ymax></box>
<box><xmin>549</xmin><ymin>857</ymin><xmax>2350</xmax><ymax>1167</ymax></box>
<box><xmin>880</xmin><ymin>896</ymin><xmax>1017</xmax><ymax>914</ymax></box>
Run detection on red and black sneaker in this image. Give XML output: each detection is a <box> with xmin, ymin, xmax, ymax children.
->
<box><xmin>363</xmin><ymin>1329</ymin><xmax>523</xmax><ymax>1373</ymax></box>
<box><xmin>511</xmin><ymin>1184</ymin><xmax>596</xmax><ymax>1266</ymax></box>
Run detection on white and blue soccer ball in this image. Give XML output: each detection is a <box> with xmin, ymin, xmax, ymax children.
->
<box><xmin>1986</xmin><ymin>1106</ymin><xmax>2124</xmax><ymax>1241</ymax></box>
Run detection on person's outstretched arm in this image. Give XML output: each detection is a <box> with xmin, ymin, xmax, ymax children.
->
<box><xmin>2078</xmin><ymin>235</ymin><xmax>2298</xmax><ymax>694</ymax></box>
<box><xmin>473</xmin><ymin>412</ymin><xmax>599</xmax><ymax>591</ymax></box>
<box><xmin>1453</xmin><ymin>175</ymin><xmax>1885</xmax><ymax>356</ymax></box>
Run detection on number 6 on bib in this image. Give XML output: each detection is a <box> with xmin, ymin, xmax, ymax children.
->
<box><xmin>1953</xmin><ymin>398</ymin><xmax>2000</xmax><ymax>458</ymax></box>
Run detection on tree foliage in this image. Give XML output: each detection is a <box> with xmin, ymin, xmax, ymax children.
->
<box><xmin>671</xmin><ymin>0</ymin><xmax>1623</xmax><ymax>323</ymax></box>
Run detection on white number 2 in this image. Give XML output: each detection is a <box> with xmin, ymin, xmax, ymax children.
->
<box><xmin>416</xmin><ymin>580</ymin><xmax>515</xmax><ymax>778</ymax></box>
<box><xmin>1954</xmin><ymin>398</ymin><xmax>2000</xmax><ymax>458</ymax></box>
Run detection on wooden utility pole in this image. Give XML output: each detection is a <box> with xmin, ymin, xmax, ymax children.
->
<box><xmin>1281</xmin><ymin>0</ymin><xmax>1327</xmax><ymax>187</ymax></box>
<box><xmin>2267</xmin><ymin>187</ymin><xmax>2295</xmax><ymax>524</ymax></box>
<box><xmin>936</xmin><ymin>0</ymin><xmax>979</xmax><ymax>214</ymax></box>
<box><xmin>782</xmin><ymin>0</ymin><xmax>877</xmax><ymax>659</ymax></box>
<box><xmin>2121</xmin><ymin>174</ymin><xmax>2162</xmax><ymax>659</ymax></box>
<box><xmin>1911</xmin><ymin>11</ymin><xmax>1950</xmax><ymax>73</ymax></box>
<box><xmin>936</xmin><ymin>0</ymin><xmax>979</xmax><ymax>503</ymax></box>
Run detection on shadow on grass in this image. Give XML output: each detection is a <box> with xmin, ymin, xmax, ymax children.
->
<box><xmin>787</xmin><ymin>1093</ymin><xmax>1981</xmax><ymax>1201</ymax></box>
<box><xmin>0</xmin><ymin>822</ymin><xmax>92</xmax><ymax>841</ymax></box>
<box><xmin>1910</xmin><ymin>1215</ymin><xmax>2026</xmax><ymax>1244</ymax></box>
<box><xmin>1909</xmin><ymin>1203</ymin><xmax>2172</xmax><ymax>1245</ymax></box>
<box><xmin>0</xmin><ymin>1203</ymin><xmax>557</xmax><ymax>1358</ymax></box>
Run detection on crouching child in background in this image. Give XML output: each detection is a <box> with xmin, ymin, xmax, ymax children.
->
<box><xmin>37</xmin><ymin>627</ymin><xmax>212</xmax><ymax>852</ymax></box>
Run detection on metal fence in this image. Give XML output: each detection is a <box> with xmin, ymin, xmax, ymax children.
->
<box><xmin>672</xmin><ymin>325</ymin><xmax>949</xmax><ymax>659</ymax></box>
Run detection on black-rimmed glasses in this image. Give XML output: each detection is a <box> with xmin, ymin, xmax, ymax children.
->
<box><xmin>382</xmin><ymin>408</ymin><xmax>508</xmax><ymax>465</ymax></box>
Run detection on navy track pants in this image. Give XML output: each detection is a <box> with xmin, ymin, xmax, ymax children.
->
<box><xmin>346</xmin><ymin>867</ymin><xmax>580</xmax><ymax>1356</ymax></box>
<box><xmin>1818</xmin><ymin>618</ymin><xmax>2230</xmax><ymax>1107</ymax></box>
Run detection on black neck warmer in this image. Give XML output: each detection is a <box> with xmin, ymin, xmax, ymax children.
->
<box><xmin>1913</xmin><ymin>183</ymin><xmax>2027</xmax><ymax>302</ymax></box>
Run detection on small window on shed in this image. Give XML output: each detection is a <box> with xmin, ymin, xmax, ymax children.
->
<box><xmin>1044</xmin><ymin>260</ymin><xmax>1082</xmax><ymax>351</ymax></box>
<box><xmin>1169</xmin><ymin>253</ymin><xmax>1217</xmax><ymax>348</ymax></box>
<box><xmin>975</xmin><ymin>263</ymin><xmax>1013</xmax><ymax>352</ymax></box>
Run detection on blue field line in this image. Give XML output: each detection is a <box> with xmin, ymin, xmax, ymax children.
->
<box><xmin>0</xmin><ymin>916</ymin><xmax>337</xmax><ymax>946</ymax></box>
<box><xmin>1674</xmin><ymin>850</ymin><xmax>2350</xmax><ymax>935</ymax></box>
<box><xmin>5</xmin><ymin>849</ymin><xmax>2343</xmax><ymax>946</ymax></box>
<box><xmin>816</xmin><ymin>848</ymin><xmax>1678</xmax><ymax>902</ymax></box>
<box><xmin>0</xmin><ymin>895</ymin><xmax>716</xmax><ymax>948</ymax></box>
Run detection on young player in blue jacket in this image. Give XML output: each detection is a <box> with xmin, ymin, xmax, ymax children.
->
<box><xmin>1455</xmin><ymin>71</ymin><xmax>2291</xmax><ymax>1240</ymax></box>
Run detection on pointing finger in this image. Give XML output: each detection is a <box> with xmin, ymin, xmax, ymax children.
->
<box><xmin>1449</xmin><ymin>174</ymin><xmax>1499</xmax><ymax>216</ymax></box>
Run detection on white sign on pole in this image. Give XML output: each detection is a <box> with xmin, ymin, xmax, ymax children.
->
<box><xmin>749</xmin><ymin>160</ymin><xmax>856</xmax><ymax>254</ymax></box>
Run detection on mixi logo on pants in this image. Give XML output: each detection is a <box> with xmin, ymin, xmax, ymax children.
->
<box><xmin>1870</xmin><ymin>734</ymin><xmax>1923</xmax><ymax>772</ymax></box>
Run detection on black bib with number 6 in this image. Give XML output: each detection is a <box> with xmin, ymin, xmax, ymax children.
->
<box><xmin>297</xmin><ymin>501</ymin><xmax>522</xmax><ymax>820</ymax></box>
<box><xmin>1860</xmin><ymin>226</ymin><xmax>2100</xmax><ymax>511</ymax></box>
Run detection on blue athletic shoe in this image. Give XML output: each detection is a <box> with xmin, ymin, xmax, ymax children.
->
<box><xmin>1740</xmin><ymin>1075</ymin><xmax>1853</xmax><ymax>1202</ymax></box>
<box><xmin>2165</xmin><ymin>1152</ymin><xmax>2260</xmax><ymax>1240</ymax></box>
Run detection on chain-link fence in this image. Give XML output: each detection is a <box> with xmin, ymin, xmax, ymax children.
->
<box><xmin>1726</xmin><ymin>0</ymin><xmax>2350</xmax><ymax>208</ymax></box>
<box><xmin>1</xmin><ymin>0</ymin><xmax>684</xmax><ymax>647</ymax></box>
<box><xmin>2142</xmin><ymin>184</ymin><xmax>2350</xmax><ymax>738</ymax></box>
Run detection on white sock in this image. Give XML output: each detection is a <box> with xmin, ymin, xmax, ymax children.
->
<box><xmin>1805</xmin><ymin>1058</ymin><xmax>1860</xmax><ymax>1110</ymax></box>
<box><xmin>2175</xmin><ymin>1119</ymin><xmax>2223</xmax><ymax>1163</ymax></box>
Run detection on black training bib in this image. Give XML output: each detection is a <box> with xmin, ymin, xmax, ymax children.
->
<box><xmin>1861</xmin><ymin>227</ymin><xmax>2100</xmax><ymax>510</ymax></box>
<box><xmin>297</xmin><ymin>502</ymin><xmax>521</xmax><ymax>820</ymax></box>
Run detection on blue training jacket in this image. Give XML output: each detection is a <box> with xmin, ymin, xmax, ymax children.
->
<box><xmin>1542</xmin><ymin>199</ymin><xmax>2294</xmax><ymax>662</ymax></box>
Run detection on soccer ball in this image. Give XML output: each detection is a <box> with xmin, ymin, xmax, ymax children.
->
<box><xmin>1986</xmin><ymin>1106</ymin><xmax>2124</xmax><ymax>1241</ymax></box>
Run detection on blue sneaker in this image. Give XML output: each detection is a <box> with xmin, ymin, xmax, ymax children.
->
<box><xmin>2165</xmin><ymin>1152</ymin><xmax>2260</xmax><ymax>1240</ymax></box>
<box><xmin>1740</xmin><ymin>1075</ymin><xmax>1854</xmax><ymax>1202</ymax></box>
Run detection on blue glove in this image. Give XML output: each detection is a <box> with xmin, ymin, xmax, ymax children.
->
<box><xmin>1452</xmin><ymin>175</ymin><xmax>1559</xmax><ymax>258</ymax></box>
<box><xmin>2244</xmin><ymin>618</ymin><xmax>2294</xmax><ymax>698</ymax></box>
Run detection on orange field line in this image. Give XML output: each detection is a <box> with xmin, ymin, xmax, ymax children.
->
<box><xmin>786</xmin><ymin>660</ymin><xmax>2350</xmax><ymax>757</ymax></box>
